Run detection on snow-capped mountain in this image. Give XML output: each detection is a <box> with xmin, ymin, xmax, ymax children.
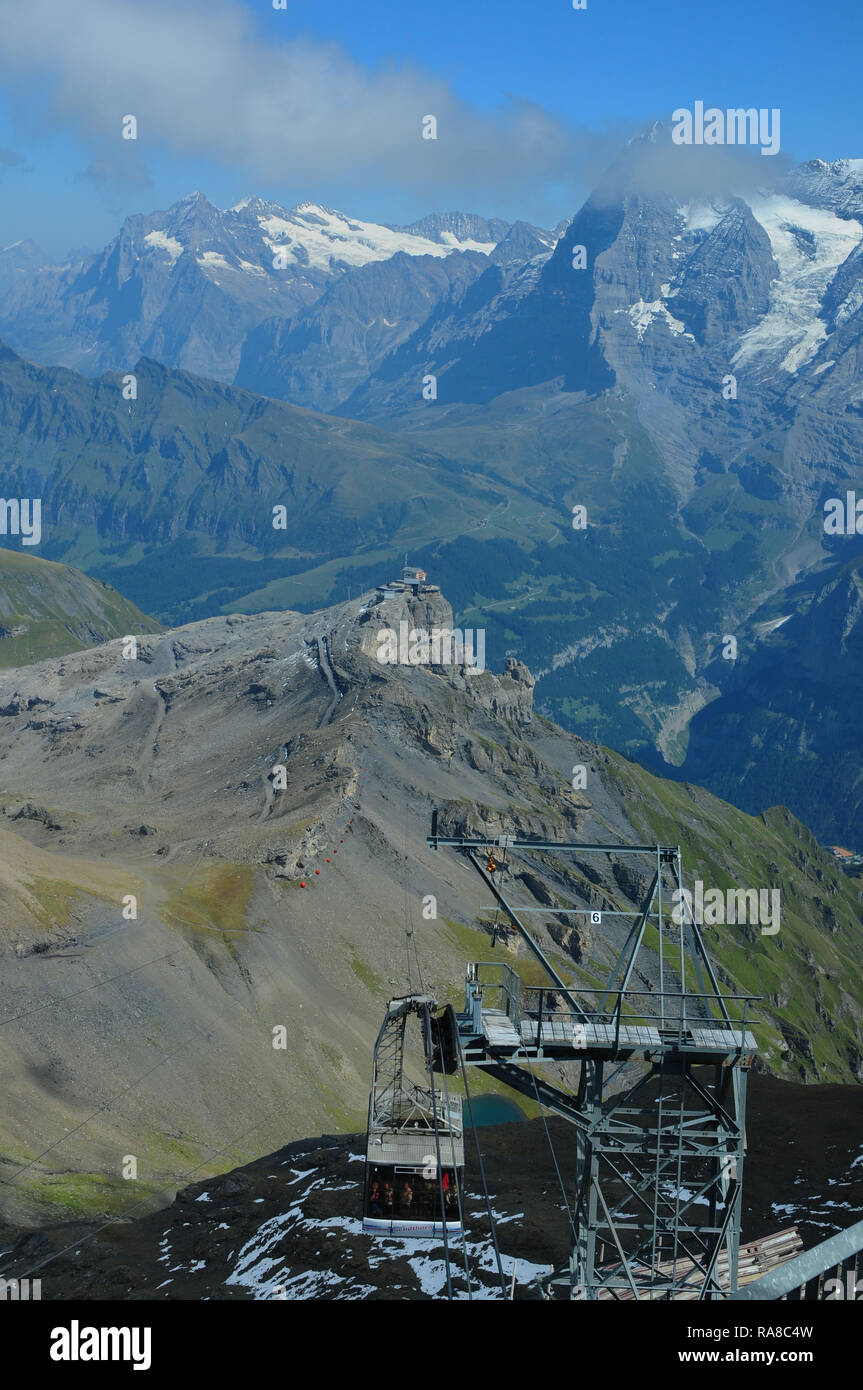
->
<box><xmin>234</xmin><ymin>245</ymin><xmax>490</xmax><ymax>412</ymax></box>
<box><xmin>396</xmin><ymin>210</ymin><xmax>512</xmax><ymax>249</ymax></box>
<box><xmin>234</xmin><ymin>198</ymin><xmax>502</xmax><ymax>268</ymax></box>
<box><xmin>235</xmin><ymin>217</ymin><xmax>559</xmax><ymax>413</ymax></box>
<box><xmin>786</xmin><ymin>157</ymin><xmax>863</xmax><ymax>219</ymax></box>
<box><xmin>342</xmin><ymin>154</ymin><xmax>863</xmax><ymax>462</ymax></box>
<box><xmin>643</xmin><ymin>191</ymin><xmax>863</xmax><ymax>377</ymax></box>
<box><xmin>0</xmin><ymin>193</ymin><xmax>517</xmax><ymax>382</ymax></box>
<box><xmin>4</xmin><ymin>151</ymin><xmax>863</xmax><ymax>842</ymax></box>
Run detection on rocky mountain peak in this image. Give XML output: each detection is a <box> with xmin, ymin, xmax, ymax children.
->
<box><xmin>396</xmin><ymin>210</ymin><xmax>511</xmax><ymax>248</ymax></box>
<box><xmin>0</xmin><ymin>561</ymin><xmax>861</xmax><ymax>1239</ymax></box>
<box><xmin>490</xmin><ymin>220</ymin><xmax>558</xmax><ymax>265</ymax></box>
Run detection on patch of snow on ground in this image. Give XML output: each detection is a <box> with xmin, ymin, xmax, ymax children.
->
<box><xmin>276</xmin><ymin>1269</ymin><xmax>377</xmax><ymax>1300</ymax></box>
<box><xmin>198</xmin><ymin>251</ymin><xmax>232</xmax><ymax>270</ymax></box>
<box><xmin>439</xmin><ymin>229</ymin><xmax>496</xmax><ymax>254</ymax></box>
<box><xmin>660</xmin><ymin>1182</ymin><xmax>710</xmax><ymax>1207</ymax></box>
<box><xmin>624</xmin><ymin>300</ymin><xmax>693</xmax><ymax>342</ymax></box>
<box><xmin>407</xmin><ymin>1254</ymin><xmax>454</xmax><ymax>1296</ymax></box>
<box><xmin>755</xmin><ymin>614</ymin><xmax>792</xmax><ymax>637</ymax></box>
<box><xmin>406</xmin><ymin>1243</ymin><xmax>552</xmax><ymax>1299</ymax></box>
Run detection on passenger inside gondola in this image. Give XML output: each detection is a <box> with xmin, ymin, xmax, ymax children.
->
<box><xmin>365</xmin><ymin>1164</ymin><xmax>460</xmax><ymax>1224</ymax></box>
<box><xmin>420</xmin><ymin>1178</ymin><xmax>436</xmax><ymax>1216</ymax></box>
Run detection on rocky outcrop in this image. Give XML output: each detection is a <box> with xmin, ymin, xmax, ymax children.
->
<box><xmin>0</xmin><ymin>580</ymin><xmax>861</xmax><ymax>1234</ymax></box>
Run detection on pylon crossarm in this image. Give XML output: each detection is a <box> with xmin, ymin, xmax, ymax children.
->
<box><xmin>428</xmin><ymin>834</ymin><xmax>674</xmax><ymax>855</ymax></box>
<box><xmin>465</xmin><ymin>850</ymin><xmax>580</xmax><ymax>1007</ymax></box>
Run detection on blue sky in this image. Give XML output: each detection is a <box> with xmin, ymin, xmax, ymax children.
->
<box><xmin>0</xmin><ymin>0</ymin><xmax>860</xmax><ymax>255</ymax></box>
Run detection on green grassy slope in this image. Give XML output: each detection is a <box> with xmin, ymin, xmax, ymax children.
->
<box><xmin>0</xmin><ymin>548</ymin><xmax>161</xmax><ymax>667</ymax></box>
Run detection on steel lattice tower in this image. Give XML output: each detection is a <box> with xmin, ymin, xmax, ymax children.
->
<box><xmin>428</xmin><ymin>826</ymin><xmax>757</xmax><ymax>1300</ymax></box>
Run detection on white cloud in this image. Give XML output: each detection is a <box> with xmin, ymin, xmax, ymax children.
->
<box><xmin>0</xmin><ymin>0</ymin><xmax>620</xmax><ymax>206</ymax></box>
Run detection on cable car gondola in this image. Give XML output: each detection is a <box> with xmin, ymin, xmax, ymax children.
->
<box><xmin>363</xmin><ymin>993</ymin><xmax>465</xmax><ymax>1237</ymax></box>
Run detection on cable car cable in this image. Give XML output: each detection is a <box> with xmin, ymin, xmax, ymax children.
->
<box><xmin>402</xmin><ymin>794</ymin><xmax>425</xmax><ymax>994</ymax></box>
<box><xmin>456</xmin><ymin>1031</ymin><xmax>508</xmax><ymax>1299</ymax></box>
<box><xmin>525</xmin><ymin>1054</ymin><xmax>578</xmax><ymax>1243</ymax></box>
<box><xmin>438</xmin><ymin>1058</ymin><xmax>473</xmax><ymax>1300</ymax></box>
<box><xmin>0</xmin><ymin>1026</ymin><xmax>207</xmax><ymax>1187</ymax></box>
<box><xmin>9</xmin><ymin>1096</ymin><xmax>294</xmax><ymax>1286</ymax></box>
<box><xmin>425</xmin><ymin>1017</ymin><xmax>454</xmax><ymax>1301</ymax></box>
<box><xmin>0</xmin><ymin>948</ymin><xmax>180</xmax><ymax>1029</ymax></box>
<box><xmin>403</xmin><ymin>811</ymin><xmax>414</xmax><ymax>992</ymax></box>
<box><xmin>1</xmin><ymin>837</ymin><xmax>217</xmax><ymax>1031</ymax></box>
<box><xmin>483</xmin><ymin>841</ymin><xmax>504</xmax><ymax>946</ymax></box>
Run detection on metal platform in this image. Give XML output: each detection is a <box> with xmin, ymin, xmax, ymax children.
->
<box><xmin>521</xmin><ymin>1018</ymin><xmax>662</xmax><ymax>1054</ymax></box>
<box><xmin>465</xmin><ymin>1001</ymin><xmax>756</xmax><ymax>1066</ymax></box>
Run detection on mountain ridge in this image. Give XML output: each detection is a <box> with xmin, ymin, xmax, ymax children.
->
<box><xmin>0</xmin><ymin>194</ymin><xmax>537</xmax><ymax>385</ymax></box>
<box><xmin>4</xmin><ymin>149</ymin><xmax>863</xmax><ymax>840</ymax></box>
<box><xmin>0</xmin><ymin>580</ymin><xmax>861</xmax><ymax>1228</ymax></box>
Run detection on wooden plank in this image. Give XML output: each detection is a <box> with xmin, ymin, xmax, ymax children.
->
<box><xmin>690</xmin><ymin>1028</ymin><xmax>758</xmax><ymax>1051</ymax></box>
<box><xmin>595</xmin><ymin>1227</ymin><xmax>802</xmax><ymax>1299</ymax></box>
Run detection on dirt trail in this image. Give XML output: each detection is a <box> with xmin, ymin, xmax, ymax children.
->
<box><xmin>257</xmin><ymin>635</ymin><xmax>341</xmax><ymax>826</ymax></box>
<box><xmin>135</xmin><ymin>638</ymin><xmax>178</xmax><ymax>782</ymax></box>
<box><xmin>316</xmin><ymin>635</ymin><xmax>341</xmax><ymax>726</ymax></box>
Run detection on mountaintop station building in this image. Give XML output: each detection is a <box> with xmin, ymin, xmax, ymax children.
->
<box><xmin>377</xmin><ymin>565</ymin><xmax>441</xmax><ymax>599</ymax></box>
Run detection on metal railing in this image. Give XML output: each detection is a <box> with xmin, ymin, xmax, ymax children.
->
<box><xmin>521</xmin><ymin>985</ymin><xmax>758</xmax><ymax>1053</ymax></box>
<box><xmin>469</xmin><ymin>960</ymin><xmax>521</xmax><ymax>1022</ymax></box>
<box><xmin>464</xmin><ymin>963</ymin><xmax>759</xmax><ymax>1054</ymax></box>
